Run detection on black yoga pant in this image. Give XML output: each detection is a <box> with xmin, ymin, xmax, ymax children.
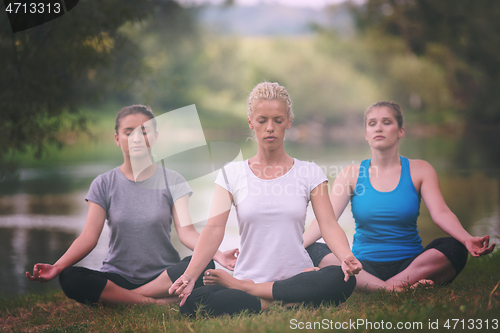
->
<box><xmin>59</xmin><ymin>256</ymin><xmax>215</xmax><ymax>304</ymax></box>
<box><xmin>272</xmin><ymin>265</ymin><xmax>355</xmax><ymax>306</ymax></box>
<box><xmin>181</xmin><ymin>285</ymin><xmax>261</xmax><ymax>317</ymax></box>
<box><xmin>180</xmin><ymin>265</ymin><xmax>356</xmax><ymax>317</ymax></box>
<box><xmin>307</xmin><ymin>237</ymin><xmax>468</xmax><ymax>282</ymax></box>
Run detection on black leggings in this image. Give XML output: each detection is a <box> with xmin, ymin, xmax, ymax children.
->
<box><xmin>307</xmin><ymin>237</ymin><xmax>468</xmax><ymax>282</ymax></box>
<box><xmin>180</xmin><ymin>265</ymin><xmax>356</xmax><ymax>317</ymax></box>
<box><xmin>59</xmin><ymin>256</ymin><xmax>215</xmax><ymax>304</ymax></box>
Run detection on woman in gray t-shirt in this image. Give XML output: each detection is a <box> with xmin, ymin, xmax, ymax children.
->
<box><xmin>26</xmin><ymin>105</ymin><xmax>238</xmax><ymax>305</ymax></box>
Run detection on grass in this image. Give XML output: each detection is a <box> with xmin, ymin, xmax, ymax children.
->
<box><xmin>1</xmin><ymin>253</ymin><xmax>499</xmax><ymax>333</ymax></box>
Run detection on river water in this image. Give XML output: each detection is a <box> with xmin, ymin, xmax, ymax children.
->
<box><xmin>0</xmin><ymin>138</ymin><xmax>499</xmax><ymax>298</ymax></box>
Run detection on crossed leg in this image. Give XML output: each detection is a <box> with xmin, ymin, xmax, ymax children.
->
<box><xmin>59</xmin><ymin>257</ymin><xmax>215</xmax><ymax>305</ymax></box>
<box><xmin>59</xmin><ymin>267</ymin><xmax>178</xmax><ymax>305</ymax></box>
<box><xmin>317</xmin><ymin>249</ymin><xmax>455</xmax><ymax>292</ymax></box>
<box><xmin>101</xmin><ymin>278</ymin><xmax>178</xmax><ymax>305</ymax></box>
<box><xmin>132</xmin><ymin>257</ymin><xmax>215</xmax><ymax>300</ymax></box>
<box><xmin>203</xmin><ymin>265</ymin><xmax>355</xmax><ymax>309</ymax></box>
<box><xmin>181</xmin><ymin>266</ymin><xmax>355</xmax><ymax>317</ymax></box>
<box><xmin>203</xmin><ymin>270</ymin><xmax>275</xmax><ymax>309</ymax></box>
<box><xmin>131</xmin><ymin>270</ymin><xmax>178</xmax><ymax>298</ymax></box>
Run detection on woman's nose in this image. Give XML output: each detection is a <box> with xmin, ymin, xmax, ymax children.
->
<box><xmin>266</xmin><ymin>120</ymin><xmax>274</xmax><ymax>131</ymax></box>
<box><xmin>131</xmin><ymin>129</ymin><xmax>144</xmax><ymax>142</ymax></box>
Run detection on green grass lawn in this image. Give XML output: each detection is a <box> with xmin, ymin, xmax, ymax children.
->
<box><xmin>1</xmin><ymin>253</ymin><xmax>499</xmax><ymax>333</ymax></box>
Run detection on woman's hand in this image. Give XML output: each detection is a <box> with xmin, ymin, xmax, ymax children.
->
<box><xmin>464</xmin><ymin>235</ymin><xmax>496</xmax><ymax>257</ymax></box>
<box><xmin>26</xmin><ymin>263</ymin><xmax>61</xmax><ymax>283</ymax></box>
<box><xmin>341</xmin><ymin>254</ymin><xmax>363</xmax><ymax>282</ymax></box>
<box><xmin>214</xmin><ymin>248</ymin><xmax>239</xmax><ymax>271</ymax></box>
<box><xmin>168</xmin><ymin>274</ymin><xmax>195</xmax><ymax>307</ymax></box>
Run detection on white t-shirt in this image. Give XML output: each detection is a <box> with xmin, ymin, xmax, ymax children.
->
<box><xmin>215</xmin><ymin>158</ymin><xmax>327</xmax><ymax>283</ymax></box>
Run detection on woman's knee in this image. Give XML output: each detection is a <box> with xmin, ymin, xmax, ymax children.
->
<box><xmin>272</xmin><ymin>265</ymin><xmax>355</xmax><ymax>306</ymax></box>
<box><xmin>425</xmin><ymin>237</ymin><xmax>468</xmax><ymax>275</ymax></box>
<box><xmin>320</xmin><ymin>265</ymin><xmax>356</xmax><ymax>305</ymax></box>
<box><xmin>59</xmin><ymin>267</ymin><xmax>107</xmax><ymax>304</ymax></box>
<box><xmin>180</xmin><ymin>285</ymin><xmax>260</xmax><ymax>317</ymax></box>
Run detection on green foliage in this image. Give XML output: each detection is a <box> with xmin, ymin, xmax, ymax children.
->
<box><xmin>4</xmin><ymin>0</ymin><xmax>499</xmax><ymax>173</ymax></box>
<box><xmin>351</xmin><ymin>0</ymin><xmax>500</xmax><ymax>124</ymax></box>
<box><xmin>0</xmin><ymin>1</ymin><xmax>186</xmax><ymax>178</ymax></box>
<box><xmin>314</xmin><ymin>28</ymin><xmax>458</xmax><ymax>125</ymax></box>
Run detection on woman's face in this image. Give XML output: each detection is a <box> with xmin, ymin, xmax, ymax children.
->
<box><xmin>248</xmin><ymin>99</ymin><xmax>292</xmax><ymax>149</ymax></box>
<box><xmin>115</xmin><ymin>113</ymin><xmax>157</xmax><ymax>160</ymax></box>
<box><xmin>364</xmin><ymin>106</ymin><xmax>404</xmax><ymax>150</ymax></box>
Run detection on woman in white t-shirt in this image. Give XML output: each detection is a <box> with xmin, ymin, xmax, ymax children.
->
<box><xmin>169</xmin><ymin>82</ymin><xmax>362</xmax><ymax>316</ymax></box>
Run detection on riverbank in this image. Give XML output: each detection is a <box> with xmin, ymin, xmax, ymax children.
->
<box><xmin>1</xmin><ymin>252</ymin><xmax>499</xmax><ymax>333</ymax></box>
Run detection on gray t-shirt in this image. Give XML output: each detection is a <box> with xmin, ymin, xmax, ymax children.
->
<box><xmin>85</xmin><ymin>165</ymin><xmax>192</xmax><ymax>284</ymax></box>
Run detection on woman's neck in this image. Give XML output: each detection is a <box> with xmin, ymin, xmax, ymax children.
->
<box><xmin>120</xmin><ymin>157</ymin><xmax>157</xmax><ymax>181</ymax></box>
<box><xmin>252</xmin><ymin>145</ymin><xmax>292</xmax><ymax>166</ymax></box>
<box><xmin>370</xmin><ymin>145</ymin><xmax>400</xmax><ymax>169</ymax></box>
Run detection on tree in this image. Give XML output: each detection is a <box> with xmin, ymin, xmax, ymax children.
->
<box><xmin>0</xmin><ymin>0</ymin><xmax>189</xmax><ymax>179</ymax></box>
<box><xmin>351</xmin><ymin>0</ymin><xmax>500</xmax><ymax>124</ymax></box>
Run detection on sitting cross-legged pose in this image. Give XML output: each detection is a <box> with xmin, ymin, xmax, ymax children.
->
<box><xmin>304</xmin><ymin>101</ymin><xmax>496</xmax><ymax>292</ymax></box>
<box><xmin>168</xmin><ymin>82</ymin><xmax>362</xmax><ymax>317</ymax></box>
<box><xmin>26</xmin><ymin>105</ymin><xmax>237</xmax><ymax>305</ymax></box>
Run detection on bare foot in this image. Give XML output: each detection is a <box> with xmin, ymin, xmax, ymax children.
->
<box><xmin>260</xmin><ymin>298</ymin><xmax>275</xmax><ymax>311</ymax></box>
<box><xmin>154</xmin><ymin>296</ymin><xmax>180</xmax><ymax>306</ymax></box>
<box><xmin>203</xmin><ymin>269</ymin><xmax>254</xmax><ymax>291</ymax></box>
<box><xmin>203</xmin><ymin>269</ymin><xmax>257</xmax><ymax>295</ymax></box>
<box><xmin>410</xmin><ymin>279</ymin><xmax>435</xmax><ymax>289</ymax></box>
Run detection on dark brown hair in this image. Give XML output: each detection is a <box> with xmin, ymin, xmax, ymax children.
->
<box><xmin>115</xmin><ymin>105</ymin><xmax>156</xmax><ymax>134</ymax></box>
<box><xmin>364</xmin><ymin>101</ymin><xmax>403</xmax><ymax>129</ymax></box>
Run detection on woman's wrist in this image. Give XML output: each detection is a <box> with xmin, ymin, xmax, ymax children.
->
<box><xmin>213</xmin><ymin>250</ymin><xmax>222</xmax><ymax>263</ymax></box>
<box><xmin>52</xmin><ymin>262</ymin><xmax>65</xmax><ymax>275</ymax></box>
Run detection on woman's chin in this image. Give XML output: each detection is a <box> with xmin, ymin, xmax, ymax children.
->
<box><xmin>129</xmin><ymin>152</ymin><xmax>154</xmax><ymax>163</ymax></box>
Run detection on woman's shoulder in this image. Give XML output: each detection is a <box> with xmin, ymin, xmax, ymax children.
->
<box><xmin>293</xmin><ymin>158</ymin><xmax>320</xmax><ymax>169</ymax></box>
<box><xmin>86</xmin><ymin>167</ymin><xmax>121</xmax><ymax>205</ymax></box>
<box><xmin>161</xmin><ymin>166</ymin><xmax>186</xmax><ymax>181</ymax></box>
<box><xmin>220</xmin><ymin>160</ymin><xmax>247</xmax><ymax>174</ymax></box>
<box><xmin>337</xmin><ymin>163</ymin><xmax>362</xmax><ymax>182</ymax></box>
<box><xmin>216</xmin><ymin>160</ymin><xmax>247</xmax><ymax>186</ymax></box>
<box><xmin>292</xmin><ymin>158</ymin><xmax>328</xmax><ymax>179</ymax></box>
<box><xmin>408</xmin><ymin>158</ymin><xmax>436</xmax><ymax>174</ymax></box>
<box><xmin>407</xmin><ymin>158</ymin><xmax>439</xmax><ymax>187</ymax></box>
<box><xmin>224</xmin><ymin>160</ymin><xmax>247</xmax><ymax>168</ymax></box>
<box><xmin>91</xmin><ymin>167</ymin><xmax>120</xmax><ymax>185</ymax></box>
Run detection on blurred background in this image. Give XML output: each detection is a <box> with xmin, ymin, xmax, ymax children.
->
<box><xmin>1</xmin><ymin>0</ymin><xmax>499</xmax><ymax>298</ymax></box>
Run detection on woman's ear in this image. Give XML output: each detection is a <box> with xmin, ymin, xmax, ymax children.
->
<box><xmin>398</xmin><ymin>126</ymin><xmax>405</xmax><ymax>139</ymax></box>
<box><xmin>286</xmin><ymin>117</ymin><xmax>293</xmax><ymax>129</ymax></box>
<box><xmin>248</xmin><ymin>117</ymin><xmax>254</xmax><ymax>129</ymax></box>
<box><xmin>115</xmin><ymin>133</ymin><xmax>120</xmax><ymax>146</ymax></box>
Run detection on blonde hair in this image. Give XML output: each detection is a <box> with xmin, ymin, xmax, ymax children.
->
<box><xmin>247</xmin><ymin>82</ymin><xmax>294</xmax><ymax>120</ymax></box>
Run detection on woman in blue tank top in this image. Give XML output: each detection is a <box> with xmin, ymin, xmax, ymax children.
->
<box><xmin>304</xmin><ymin>101</ymin><xmax>495</xmax><ymax>292</ymax></box>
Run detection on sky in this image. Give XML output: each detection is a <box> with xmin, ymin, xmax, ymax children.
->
<box><xmin>177</xmin><ymin>0</ymin><xmax>360</xmax><ymax>10</ymax></box>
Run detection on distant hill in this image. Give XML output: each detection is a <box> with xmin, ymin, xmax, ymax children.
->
<box><xmin>195</xmin><ymin>4</ymin><xmax>355</xmax><ymax>36</ymax></box>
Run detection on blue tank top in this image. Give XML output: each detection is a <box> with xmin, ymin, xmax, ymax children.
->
<box><xmin>351</xmin><ymin>156</ymin><xmax>423</xmax><ymax>261</ymax></box>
